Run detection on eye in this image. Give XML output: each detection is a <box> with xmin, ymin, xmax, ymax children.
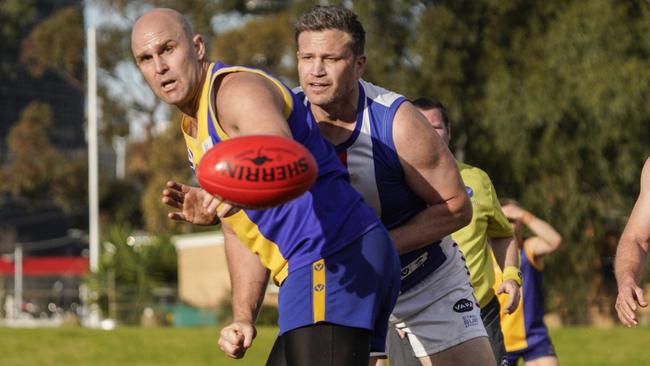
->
<box><xmin>163</xmin><ymin>45</ymin><xmax>174</xmax><ymax>54</ymax></box>
<box><xmin>138</xmin><ymin>55</ymin><xmax>152</xmax><ymax>64</ymax></box>
<box><xmin>299</xmin><ymin>55</ymin><xmax>313</xmax><ymax>61</ymax></box>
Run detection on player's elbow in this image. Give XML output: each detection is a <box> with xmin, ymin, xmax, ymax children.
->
<box><xmin>452</xmin><ymin>194</ymin><xmax>473</xmax><ymax>230</ymax></box>
<box><xmin>547</xmin><ymin>232</ymin><xmax>563</xmax><ymax>252</ymax></box>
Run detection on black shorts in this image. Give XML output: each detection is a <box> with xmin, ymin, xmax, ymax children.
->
<box><xmin>266</xmin><ymin>323</ymin><xmax>372</xmax><ymax>366</ymax></box>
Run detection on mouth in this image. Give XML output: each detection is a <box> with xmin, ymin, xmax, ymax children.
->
<box><xmin>308</xmin><ymin>82</ymin><xmax>330</xmax><ymax>92</ymax></box>
<box><xmin>161</xmin><ymin>79</ymin><xmax>177</xmax><ymax>91</ymax></box>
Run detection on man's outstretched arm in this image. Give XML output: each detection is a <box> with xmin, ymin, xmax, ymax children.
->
<box><xmin>615</xmin><ymin>157</ymin><xmax>650</xmax><ymax>327</ymax></box>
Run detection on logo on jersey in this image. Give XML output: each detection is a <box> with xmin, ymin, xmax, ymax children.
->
<box><xmin>201</xmin><ymin>137</ymin><xmax>214</xmax><ymax>153</ymax></box>
<box><xmin>401</xmin><ymin>252</ymin><xmax>428</xmax><ymax>279</ymax></box>
<box><xmin>453</xmin><ymin>299</ymin><xmax>474</xmax><ymax>313</ymax></box>
<box><xmin>465</xmin><ymin>186</ymin><xmax>474</xmax><ymax>198</ymax></box>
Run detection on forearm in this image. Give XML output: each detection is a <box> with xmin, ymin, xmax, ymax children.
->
<box><xmin>490</xmin><ymin>236</ymin><xmax>519</xmax><ymax>270</ymax></box>
<box><xmin>521</xmin><ymin>212</ymin><xmax>562</xmax><ymax>247</ymax></box>
<box><xmin>223</xmin><ymin>224</ymin><xmax>270</xmax><ymax>323</ymax></box>
<box><xmin>615</xmin><ymin>236</ymin><xmax>649</xmax><ymax>286</ymax></box>
<box><xmin>389</xmin><ymin>198</ymin><xmax>472</xmax><ymax>255</ymax></box>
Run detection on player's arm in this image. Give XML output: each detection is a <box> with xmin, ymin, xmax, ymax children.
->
<box><xmin>490</xmin><ymin>235</ymin><xmax>520</xmax><ymax>313</ymax></box>
<box><xmin>389</xmin><ymin>101</ymin><xmax>472</xmax><ymax>254</ymax></box>
<box><xmin>502</xmin><ymin>203</ymin><xmax>562</xmax><ymax>260</ymax></box>
<box><xmin>214</xmin><ymin>71</ymin><xmax>293</xmax><ymax>138</ymax></box>
<box><xmin>218</xmin><ymin>220</ymin><xmax>270</xmax><ymax>358</ymax></box>
<box><xmin>615</xmin><ymin>157</ymin><xmax>650</xmax><ymax>327</ymax></box>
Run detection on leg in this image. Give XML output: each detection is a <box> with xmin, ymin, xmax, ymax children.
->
<box><xmin>386</xmin><ymin>325</ymin><xmax>420</xmax><ymax>366</ymax></box>
<box><xmin>265</xmin><ymin>335</ymin><xmax>288</xmax><ymax>366</ymax></box>
<box><xmin>524</xmin><ymin>356</ymin><xmax>559</xmax><ymax>366</ymax></box>
<box><xmin>282</xmin><ymin>323</ymin><xmax>372</xmax><ymax>366</ymax></box>
<box><xmin>481</xmin><ymin>297</ymin><xmax>509</xmax><ymax>366</ymax></box>
<box><xmin>424</xmin><ymin>336</ymin><xmax>496</xmax><ymax>366</ymax></box>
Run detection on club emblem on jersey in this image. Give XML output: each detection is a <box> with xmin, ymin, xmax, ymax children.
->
<box><xmin>453</xmin><ymin>299</ymin><xmax>474</xmax><ymax>313</ymax></box>
<box><xmin>465</xmin><ymin>186</ymin><xmax>474</xmax><ymax>198</ymax></box>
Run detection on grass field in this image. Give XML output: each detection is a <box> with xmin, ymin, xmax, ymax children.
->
<box><xmin>1</xmin><ymin>325</ymin><xmax>649</xmax><ymax>365</ymax></box>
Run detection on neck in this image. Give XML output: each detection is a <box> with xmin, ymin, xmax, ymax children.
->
<box><xmin>178</xmin><ymin>61</ymin><xmax>210</xmax><ymax>118</ymax></box>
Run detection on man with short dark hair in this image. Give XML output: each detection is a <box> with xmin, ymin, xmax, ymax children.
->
<box><xmin>294</xmin><ymin>6</ymin><xmax>494</xmax><ymax>366</ymax></box>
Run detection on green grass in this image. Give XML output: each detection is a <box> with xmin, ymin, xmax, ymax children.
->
<box><xmin>1</xmin><ymin>325</ymin><xmax>649</xmax><ymax>365</ymax></box>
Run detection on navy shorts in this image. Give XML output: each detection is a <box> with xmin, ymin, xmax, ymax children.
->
<box><xmin>277</xmin><ymin>225</ymin><xmax>401</xmax><ymax>352</ymax></box>
<box><xmin>506</xmin><ymin>336</ymin><xmax>556</xmax><ymax>365</ymax></box>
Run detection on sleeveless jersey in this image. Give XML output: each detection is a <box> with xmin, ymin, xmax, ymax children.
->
<box><xmin>295</xmin><ymin>80</ymin><xmax>448</xmax><ymax>291</ymax></box>
<box><xmin>182</xmin><ymin>62</ymin><xmax>380</xmax><ymax>284</ymax></box>
<box><xmin>494</xmin><ymin>241</ymin><xmax>551</xmax><ymax>352</ymax></box>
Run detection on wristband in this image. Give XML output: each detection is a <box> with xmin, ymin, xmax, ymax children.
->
<box><xmin>502</xmin><ymin>266</ymin><xmax>523</xmax><ymax>287</ymax></box>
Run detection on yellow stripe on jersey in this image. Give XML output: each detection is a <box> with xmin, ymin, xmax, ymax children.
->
<box><xmin>312</xmin><ymin>259</ymin><xmax>326</xmax><ymax>323</ymax></box>
<box><xmin>180</xmin><ymin>62</ymin><xmax>291</xmax><ymax>285</ymax></box>
<box><xmin>492</xmin><ymin>249</ymin><xmax>528</xmax><ymax>351</ymax></box>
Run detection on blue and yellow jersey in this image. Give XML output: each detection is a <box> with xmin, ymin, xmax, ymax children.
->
<box><xmin>494</xmin><ymin>241</ymin><xmax>551</xmax><ymax>352</ymax></box>
<box><xmin>182</xmin><ymin>62</ymin><xmax>380</xmax><ymax>285</ymax></box>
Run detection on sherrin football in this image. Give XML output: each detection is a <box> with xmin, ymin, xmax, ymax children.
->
<box><xmin>196</xmin><ymin>135</ymin><xmax>318</xmax><ymax>208</ymax></box>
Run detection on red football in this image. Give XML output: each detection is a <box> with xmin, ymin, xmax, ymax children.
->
<box><xmin>196</xmin><ymin>135</ymin><xmax>318</xmax><ymax>208</ymax></box>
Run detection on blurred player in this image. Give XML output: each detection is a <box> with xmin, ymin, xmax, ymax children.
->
<box><xmin>131</xmin><ymin>8</ymin><xmax>400</xmax><ymax>366</ymax></box>
<box><xmin>412</xmin><ymin>97</ymin><xmax>520</xmax><ymax>366</ymax></box>
<box><xmin>615</xmin><ymin>157</ymin><xmax>650</xmax><ymax>327</ymax></box>
<box><xmin>294</xmin><ymin>6</ymin><xmax>495</xmax><ymax>366</ymax></box>
<box><xmin>498</xmin><ymin>201</ymin><xmax>562</xmax><ymax>366</ymax></box>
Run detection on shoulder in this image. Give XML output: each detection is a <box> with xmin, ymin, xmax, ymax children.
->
<box><xmin>359</xmin><ymin>79</ymin><xmax>405</xmax><ymax>109</ymax></box>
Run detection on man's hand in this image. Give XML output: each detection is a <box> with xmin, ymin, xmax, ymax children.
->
<box><xmin>161</xmin><ymin>181</ymin><xmax>240</xmax><ymax>225</ymax></box>
<box><xmin>218</xmin><ymin>321</ymin><xmax>257</xmax><ymax>359</ymax></box>
<box><xmin>497</xmin><ymin>280</ymin><xmax>521</xmax><ymax>314</ymax></box>
<box><xmin>615</xmin><ymin>279</ymin><xmax>648</xmax><ymax>327</ymax></box>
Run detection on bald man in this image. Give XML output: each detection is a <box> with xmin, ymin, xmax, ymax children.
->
<box><xmin>131</xmin><ymin>9</ymin><xmax>400</xmax><ymax>366</ymax></box>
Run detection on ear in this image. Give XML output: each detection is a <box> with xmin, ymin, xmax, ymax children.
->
<box><xmin>355</xmin><ymin>54</ymin><xmax>367</xmax><ymax>77</ymax></box>
<box><xmin>193</xmin><ymin>34</ymin><xmax>206</xmax><ymax>61</ymax></box>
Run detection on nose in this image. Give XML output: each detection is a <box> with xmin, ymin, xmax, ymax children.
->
<box><xmin>153</xmin><ymin>54</ymin><xmax>168</xmax><ymax>74</ymax></box>
<box><xmin>310</xmin><ymin>58</ymin><xmax>326</xmax><ymax>77</ymax></box>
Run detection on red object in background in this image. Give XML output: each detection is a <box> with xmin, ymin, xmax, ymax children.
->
<box><xmin>0</xmin><ymin>257</ymin><xmax>88</xmax><ymax>276</ymax></box>
<box><xmin>197</xmin><ymin>135</ymin><xmax>318</xmax><ymax>208</ymax></box>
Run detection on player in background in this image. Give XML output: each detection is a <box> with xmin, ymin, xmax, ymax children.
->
<box><xmin>412</xmin><ymin>97</ymin><xmax>520</xmax><ymax>366</ymax></box>
<box><xmin>497</xmin><ymin>200</ymin><xmax>562</xmax><ymax>366</ymax></box>
<box><xmin>615</xmin><ymin>157</ymin><xmax>650</xmax><ymax>327</ymax></box>
<box><xmin>131</xmin><ymin>8</ymin><xmax>401</xmax><ymax>366</ymax></box>
<box><xmin>294</xmin><ymin>6</ymin><xmax>495</xmax><ymax>366</ymax></box>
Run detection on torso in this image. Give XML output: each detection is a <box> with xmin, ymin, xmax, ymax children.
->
<box><xmin>183</xmin><ymin>62</ymin><xmax>380</xmax><ymax>284</ymax></box>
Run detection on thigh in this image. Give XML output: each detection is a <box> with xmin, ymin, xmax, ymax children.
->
<box><xmin>282</xmin><ymin>323</ymin><xmax>372</xmax><ymax>366</ymax></box>
<box><xmin>266</xmin><ymin>335</ymin><xmax>288</xmax><ymax>366</ymax></box>
<box><xmin>481</xmin><ymin>297</ymin><xmax>508</xmax><ymax>366</ymax></box>
<box><xmin>524</xmin><ymin>356</ymin><xmax>559</xmax><ymax>366</ymax></box>
<box><xmin>427</xmin><ymin>336</ymin><xmax>496</xmax><ymax>366</ymax></box>
<box><xmin>387</xmin><ymin>325</ymin><xmax>420</xmax><ymax>366</ymax></box>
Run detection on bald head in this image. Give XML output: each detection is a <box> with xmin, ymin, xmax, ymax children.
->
<box><xmin>131</xmin><ymin>8</ymin><xmax>207</xmax><ymax>112</ymax></box>
<box><xmin>131</xmin><ymin>8</ymin><xmax>193</xmax><ymax>51</ymax></box>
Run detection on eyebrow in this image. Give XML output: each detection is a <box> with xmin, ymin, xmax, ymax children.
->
<box><xmin>135</xmin><ymin>39</ymin><xmax>175</xmax><ymax>61</ymax></box>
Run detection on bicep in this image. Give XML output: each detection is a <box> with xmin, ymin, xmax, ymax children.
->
<box><xmin>215</xmin><ymin>72</ymin><xmax>292</xmax><ymax>138</ymax></box>
<box><xmin>392</xmin><ymin>102</ymin><xmax>464</xmax><ymax>204</ymax></box>
<box><xmin>620</xmin><ymin>171</ymin><xmax>650</xmax><ymax>252</ymax></box>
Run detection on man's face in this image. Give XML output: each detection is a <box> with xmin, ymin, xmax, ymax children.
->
<box><xmin>297</xmin><ymin>29</ymin><xmax>366</xmax><ymax>109</ymax></box>
<box><xmin>131</xmin><ymin>14</ymin><xmax>204</xmax><ymax>108</ymax></box>
<box><xmin>418</xmin><ymin>108</ymin><xmax>450</xmax><ymax>145</ymax></box>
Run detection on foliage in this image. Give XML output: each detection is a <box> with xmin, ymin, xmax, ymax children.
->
<box><xmin>87</xmin><ymin>223</ymin><xmax>178</xmax><ymax>324</ymax></box>
<box><xmin>20</xmin><ymin>6</ymin><xmax>85</xmax><ymax>90</ymax></box>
